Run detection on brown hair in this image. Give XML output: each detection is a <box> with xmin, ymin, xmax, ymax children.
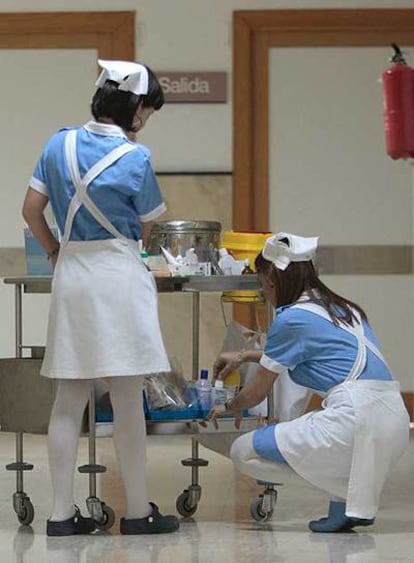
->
<box><xmin>254</xmin><ymin>253</ymin><xmax>367</xmax><ymax>325</ymax></box>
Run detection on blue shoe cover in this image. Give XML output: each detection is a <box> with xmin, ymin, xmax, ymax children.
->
<box><xmin>309</xmin><ymin>501</ymin><xmax>347</xmax><ymax>533</ymax></box>
<box><xmin>346</xmin><ymin>517</ymin><xmax>375</xmax><ymax>530</ymax></box>
<box><xmin>309</xmin><ymin>501</ymin><xmax>375</xmax><ymax>533</ymax></box>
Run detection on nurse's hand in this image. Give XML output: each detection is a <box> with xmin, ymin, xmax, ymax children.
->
<box><xmin>213</xmin><ymin>351</ymin><xmax>244</xmax><ymax>381</ymax></box>
<box><xmin>205</xmin><ymin>402</ymin><xmax>243</xmax><ymax>430</ymax></box>
<box><xmin>47</xmin><ymin>244</ymin><xmax>60</xmax><ymax>269</ymax></box>
<box><xmin>50</xmin><ymin>253</ymin><xmax>59</xmax><ymax>269</ymax></box>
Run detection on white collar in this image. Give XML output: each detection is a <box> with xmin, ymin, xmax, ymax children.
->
<box><xmin>297</xmin><ymin>291</ymin><xmax>312</xmax><ymax>303</ymax></box>
<box><xmin>84</xmin><ymin>120</ymin><xmax>128</xmax><ymax>139</ymax></box>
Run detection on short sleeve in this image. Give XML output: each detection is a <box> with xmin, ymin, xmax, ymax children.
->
<box><xmin>133</xmin><ymin>155</ymin><xmax>166</xmax><ymax>222</ymax></box>
<box><xmin>260</xmin><ymin>312</ymin><xmax>306</xmax><ymax>374</ymax></box>
<box><xmin>29</xmin><ymin>152</ymin><xmax>48</xmax><ymax>196</ymax></box>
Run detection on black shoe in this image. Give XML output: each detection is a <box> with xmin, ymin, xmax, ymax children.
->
<box><xmin>47</xmin><ymin>507</ymin><xmax>96</xmax><ymax>536</ymax></box>
<box><xmin>120</xmin><ymin>502</ymin><xmax>179</xmax><ymax>535</ymax></box>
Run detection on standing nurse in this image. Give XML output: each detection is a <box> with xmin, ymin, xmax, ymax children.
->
<box><xmin>211</xmin><ymin>233</ymin><xmax>409</xmax><ymax>532</ymax></box>
<box><xmin>22</xmin><ymin>60</ymin><xmax>179</xmax><ymax>536</ymax></box>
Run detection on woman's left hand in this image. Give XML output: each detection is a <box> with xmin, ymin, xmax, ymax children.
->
<box><xmin>50</xmin><ymin>251</ymin><xmax>59</xmax><ymax>269</ymax></box>
<box><xmin>213</xmin><ymin>351</ymin><xmax>243</xmax><ymax>381</ymax></box>
<box><xmin>205</xmin><ymin>403</ymin><xmax>243</xmax><ymax>430</ymax></box>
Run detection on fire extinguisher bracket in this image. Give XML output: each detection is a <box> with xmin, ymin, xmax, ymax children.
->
<box><xmin>390</xmin><ymin>43</ymin><xmax>406</xmax><ymax>64</ymax></box>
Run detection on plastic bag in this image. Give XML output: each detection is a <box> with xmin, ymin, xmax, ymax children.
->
<box><xmin>219</xmin><ymin>320</ymin><xmax>264</xmax><ymax>386</ymax></box>
<box><xmin>144</xmin><ymin>358</ymin><xmax>194</xmax><ymax>411</ymax></box>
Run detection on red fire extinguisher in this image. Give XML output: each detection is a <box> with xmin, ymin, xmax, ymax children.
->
<box><xmin>382</xmin><ymin>44</ymin><xmax>414</xmax><ymax>159</ymax></box>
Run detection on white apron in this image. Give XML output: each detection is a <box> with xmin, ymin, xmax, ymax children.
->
<box><xmin>274</xmin><ymin>302</ymin><xmax>410</xmax><ymax>519</ymax></box>
<box><xmin>41</xmin><ymin>129</ymin><xmax>171</xmax><ymax>380</ymax></box>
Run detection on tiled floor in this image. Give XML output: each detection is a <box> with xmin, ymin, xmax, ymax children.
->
<box><xmin>0</xmin><ymin>429</ymin><xmax>412</xmax><ymax>562</ymax></box>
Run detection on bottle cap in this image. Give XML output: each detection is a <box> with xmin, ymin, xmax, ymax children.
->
<box><xmin>200</xmin><ymin>369</ymin><xmax>209</xmax><ymax>379</ymax></box>
<box><xmin>214</xmin><ymin>379</ymin><xmax>224</xmax><ymax>389</ymax></box>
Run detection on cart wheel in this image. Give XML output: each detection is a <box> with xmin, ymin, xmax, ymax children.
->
<box><xmin>95</xmin><ymin>503</ymin><xmax>115</xmax><ymax>530</ymax></box>
<box><xmin>17</xmin><ymin>498</ymin><xmax>35</xmax><ymax>526</ymax></box>
<box><xmin>250</xmin><ymin>497</ymin><xmax>273</xmax><ymax>523</ymax></box>
<box><xmin>176</xmin><ymin>491</ymin><xmax>198</xmax><ymax>518</ymax></box>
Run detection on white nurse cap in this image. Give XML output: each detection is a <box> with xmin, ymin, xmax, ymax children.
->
<box><xmin>96</xmin><ymin>59</ymin><xmax>149</xmax><ymax>95</ymax></box>
<box><xmin>262</xmin><ymin>232</ymin><xmax>319</xmax><ymax>271</ymax></box>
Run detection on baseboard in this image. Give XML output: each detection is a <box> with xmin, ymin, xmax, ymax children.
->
<box><xmin>307</xmin><ymin>391</ymin><xmax>413</xmax><ymax>421</ymax></box>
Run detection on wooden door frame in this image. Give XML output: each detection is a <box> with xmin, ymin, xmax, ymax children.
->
<box><xmin>233</xmin><ymin>8</ymin><xmax>414</xmax><ymax>231</ymax></box>
<box><xmin>233</xmin><ymin>8</ymin><xmax>414</xmax><ymax>418</ymax></box>
<box><xmin>0</xmin><ymin>11</ymin><xmax>134</xmax><ymax>59</ymax></box>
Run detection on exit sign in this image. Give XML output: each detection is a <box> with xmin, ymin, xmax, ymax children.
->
<box><xmin>157</xmin><ymin>72</ymin><xmax>227</xmax><ymax>103</ymax></box>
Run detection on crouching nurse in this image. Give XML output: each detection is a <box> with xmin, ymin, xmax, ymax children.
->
<box><xmin>210</xmin><ymin>233</ymin><xmax>410</xmax><ymax>533</ymax></box>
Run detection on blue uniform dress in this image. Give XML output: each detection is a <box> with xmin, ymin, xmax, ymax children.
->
<box><xmin>29</xmin><ymin>121</ymin><xmax>170</xmax><ymax>380</ymax></box>
<box><xmin>29</xmin><ymin>120</ymin><xmax>166</xmax><ymax>239</ymax></box>
<box><xmin>253</xmin><ymin>302</ymin><xmax>393</xmax><ymax>463</ymax></box>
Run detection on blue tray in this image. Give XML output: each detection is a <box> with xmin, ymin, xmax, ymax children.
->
<box><xmin>95</xmin><ymin>389</ymin><xmax>202</xmax><ymax>422</ymax></box>
<box><xmin>146</xmin><ymin>406</ymin><xmax>201</xmax><ymax>421</ymax></box>
<box><xmin>95</xmin><ymin>390</ymin><xmax>247</xmax><ymax>423</ymax></box>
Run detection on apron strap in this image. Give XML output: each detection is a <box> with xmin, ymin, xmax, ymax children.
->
<box><xmin>293</xmin><ymin>302</ymin><xmax>389</xmax><ymax>378</ymax></box>
<box><xmin>62</xmin><ymin>129</ymin><xmax>137</xmax><ymax>245</ymax></box>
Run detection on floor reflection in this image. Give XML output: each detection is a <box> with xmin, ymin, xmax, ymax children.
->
<box><xmin>13</xmin><ymin>526</ymin><xmax>34</xmax><ymax>563</ymax></box>
<box><xmin>309</xmin><ymin>532</ymin><xmax>377</xmax><ymax>563</ymax></box>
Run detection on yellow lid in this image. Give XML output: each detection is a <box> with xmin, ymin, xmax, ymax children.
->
<box><xmin>221</xmin><ymin>231</ymin><xmax>272</xmax><ymax>251</ymax></box>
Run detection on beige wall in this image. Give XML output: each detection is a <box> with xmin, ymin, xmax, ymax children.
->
<box><xmin>157</xmin><ymin>174</ymin><xmax>233</xmax><ymax>377</ymax></box>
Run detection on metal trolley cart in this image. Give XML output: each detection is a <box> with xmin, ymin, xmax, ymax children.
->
<box><xmin>1</xmin><ymin>275</ymin><xmax>276</xmax><ymax>527</ymax></box>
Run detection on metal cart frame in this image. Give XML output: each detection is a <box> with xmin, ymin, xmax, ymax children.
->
<box><xmin>2</xmin><ymin>275</ymin><xmax>277</xmax><ymax>526</ymax></box>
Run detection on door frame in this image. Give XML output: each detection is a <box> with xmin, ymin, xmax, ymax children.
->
<box><xmin>233</xmin><ymin>8</ymin><xmax>414</xmax><ymax>231</ymax></box>
<box><xmin>0</xmin><ymin>11</ymin><xmax>134</xmax><ymax>59</ymax></box>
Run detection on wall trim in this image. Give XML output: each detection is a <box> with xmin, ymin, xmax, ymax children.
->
<box><xmin>2</xmin><ymin>244</ymin><xmax>412</xmax><ymax>277</ymax></box>
<box><xmin>318</xmin><ymin>245</ymin><xmax>413</xmax><ymax>275</ymax></box>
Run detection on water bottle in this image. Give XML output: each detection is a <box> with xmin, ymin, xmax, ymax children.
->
<box><xmin>212</xmin><ymin>379</ymin><xmax>227</xmax><ymax>407</ymax></box>
<box><xmin>196</xmin><ymin>369</ymin><xmax>212</xmax><ymax>411</ymax></box>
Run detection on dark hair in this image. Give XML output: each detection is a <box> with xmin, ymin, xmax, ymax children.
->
<box><xmin>91</xmin><ymin>65</ymin><xmax>164</xmax><ymax>132</ymax></box>
<box><xmin>254</xmin><ymin>252</ymin><xmax>367</xmax><ymax>325</ymax></box>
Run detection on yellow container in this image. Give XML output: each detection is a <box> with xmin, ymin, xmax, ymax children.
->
<box><xmin>223</xmin><ymin>369</ymin><xmax>241</xmax><ymax>388</ymax></box>
<box><xmin>220</xmin><ymin>230</ymin><xmax>272</xmax><ymax>303</ymax></box>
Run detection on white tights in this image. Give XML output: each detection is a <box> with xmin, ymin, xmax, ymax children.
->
<box><xmin>48</xmin><ymin>377</ymin><xmax>150</xmax><ymax>521</ymax></box>
<box><xmin>230</xmin><ymin>432</ymin><xmax>290</xmax><ymax>483</ymax></box>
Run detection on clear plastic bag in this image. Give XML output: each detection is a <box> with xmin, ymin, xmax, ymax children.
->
<box><xmin>144</xmin><ymin>358</ymin><xmax>195</xmax><ymax>411</ymax></box>
<box><xmin>219</xmin><ymin>320</ymin><xmax>264</xmax><ymax>385</ymax></box>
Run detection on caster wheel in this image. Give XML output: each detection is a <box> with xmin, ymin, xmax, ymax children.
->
<box><xmin>17</xmin><ymin>498</ymin><xmax>35</xmax><ymax>526</ymax></box>
<box><xmin>176</xmin><ymin>491</ymin><xmax>198</xmax><ymax>517</ymax></box>
<box><xmin>250</xmin><ymin>497</ymin><xmax>274</xmax><ymax>523</ymax></box>
<box><xmin>95</xmin><ymin>503</ymin><xmax>115</xmax><ymax>530</ymax></box>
